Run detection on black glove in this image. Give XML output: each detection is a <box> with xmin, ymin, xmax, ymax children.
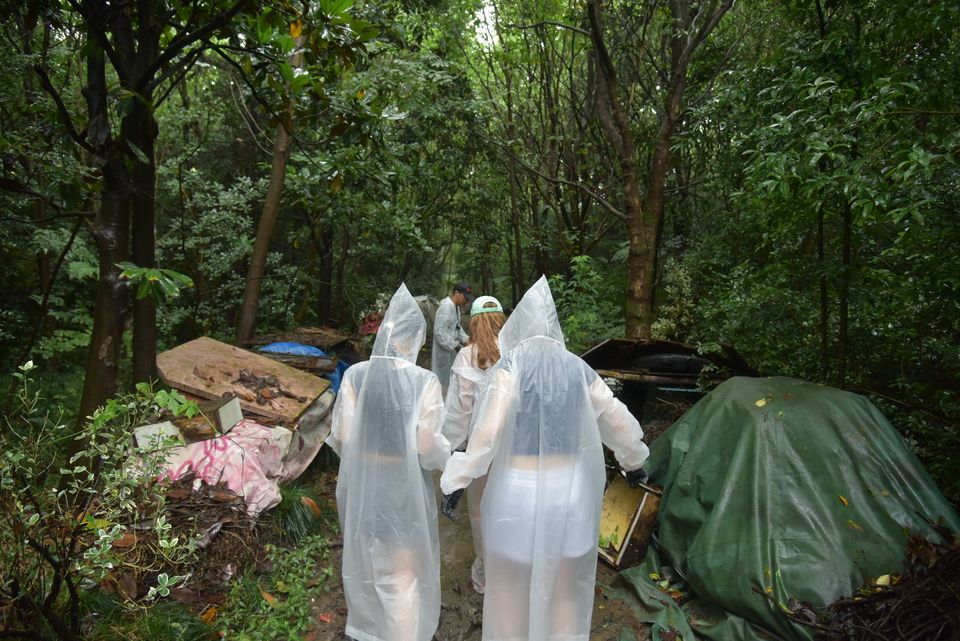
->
<box><xmin>624</xmin><ymin>467</ymin><xmax>649</xmax><ymax>488</ymax></box>
<box><xmin>440</xmin><ymin>489</ymin><xmax>464</xmax><ymax>521</ymax></box>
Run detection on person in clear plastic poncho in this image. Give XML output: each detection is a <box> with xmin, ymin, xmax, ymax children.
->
<box><xmin>442</xmin><ymin>295</ymin><xmax>506</xmax><ymax>595</ymax></box>
<box><xmin>440</xmin><ymin>276</ymin><xmax>649</xmax><ymax>641</ymax></box>
<box><xmin>432</xmin><ymin>282</ymin><xmax>473</xmax><ymax>395</ymax></box>
<box><xmin>326</xmin><ymin>283</ymin><xmax>450</xmax><ymax>641</ymax></box>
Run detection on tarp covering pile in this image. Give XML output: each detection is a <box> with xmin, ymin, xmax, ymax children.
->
<box><xmin>615</xmin><ymin>376</ymin><xmax>960</xmax><ymax>641</ymax></box>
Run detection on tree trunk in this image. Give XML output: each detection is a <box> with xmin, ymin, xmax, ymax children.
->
<box><xmin>78</xmin><ymin>32</ymin><xmax>129</xmax><ymax>423</ymax></box>
<box><xmin>838</xmin><ymin>200</ymin><xmax>851</xmax><ymax>385</ymax></box>
<box><xmin>315</xmin><ymin>223</ymin><xmax>334</xmax><ymax>324</ymax></box>
<box><xmin>818</xmin><ymin>204</ymin><xmax>829</xmax><ymax>378</ymax></box>
<box><xmin>589</xmin><ymin>0</ymin><xmax>733</xmax><ymax>339</ymax></box>
<box><xmin>587</xmin><ymin>0</ymin><xmax>648</xmax><ymax>338</ymax></box>
<box><xmin>236</xmin><ymin>40</ymin><xmax>303</xmax><ymax>344</ymax></box>
<box><xmin>129</xmin><ymin>100</ymin><xmax>159</xmax><ymax>382</ymax></box>
<box><xmin>235</xmin><ymin>119</ymin><xmax>293</xmax><ymax>344</ymax></box>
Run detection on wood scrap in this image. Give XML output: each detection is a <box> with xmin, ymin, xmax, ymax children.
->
<box><xmin>157</xmin><ymin>336</ymin><xmax>329</xmax><ymax>425</ymax></box>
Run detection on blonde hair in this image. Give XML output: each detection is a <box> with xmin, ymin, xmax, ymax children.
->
<box><xmin>467</xmin><ymin>303</ymin><xmax>505</xmax><ymax>370</ymax></box>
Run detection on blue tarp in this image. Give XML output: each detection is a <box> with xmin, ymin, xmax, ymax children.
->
<box><xmin>260</xmin><ymin>342</ymin><xmax>327</xmax><ymax>357</ymax></box>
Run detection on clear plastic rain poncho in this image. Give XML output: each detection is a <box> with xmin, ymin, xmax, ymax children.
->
<box><xmin>440</xmin><ymin>276</ymin><xmax>649</xmax><ymax>641</ymax></box>
<box><xmin>432</xmin><ymin>295</ymin><xmax>468</xmax><ymax>395</ymax></box>
<box><xmin>326</xmin><ymin>284</ymin><xmax>450</xmax><ymax>641</ymax></box>
<box><xmin>443</xmin><ymin>339</ymin><xmax>500</xmax><ymax>594</ymax></box>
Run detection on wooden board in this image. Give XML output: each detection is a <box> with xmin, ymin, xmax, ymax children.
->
<box><xmin>157</xmin><ymin>337</ymin><xmax>330</xmax><ymax>425</ymax></box>
<box><xmin>598</xmin><ymin>476</ymin><xmax>661</xmax><ymax>569</ymax></box>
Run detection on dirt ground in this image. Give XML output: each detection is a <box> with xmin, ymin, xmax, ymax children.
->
<box><xmin>305</xmin><ymin>471</ymin><xmax>650</xmax><ymax>641</ymax></box>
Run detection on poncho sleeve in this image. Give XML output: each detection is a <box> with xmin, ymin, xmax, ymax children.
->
<box><xmin>418</xmin><ymin>375</ymin><xmax>451</xmax><ymax>471</ymax></box>
<box><xmin>439</xmin><ymin>367</ymin><xmax>512</xmax><ymax>494</ymax></box>
<box><xmin>590</xmin><ymin>374</ymin><xmax>649</xmax><ymax>471</ymax></box>
<box><xmin>325</xmin><ymin>374</ymin><xmax>358</xmax><ymax>457</ymax></box>
<box><xmin>442</xmin><ymin>349</ymin><xmax>477</xmax><ymax>451</ymax></box>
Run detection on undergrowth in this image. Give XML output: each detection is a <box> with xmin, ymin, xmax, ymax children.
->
<box><xmin>217</xmin><ymin>534</ymin><xmax>335</xmax><ymax>641</ymax></box>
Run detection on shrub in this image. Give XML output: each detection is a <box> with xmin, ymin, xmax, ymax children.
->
<box><xmin>0</xmin><ymin>363</ymin><xmax>199</xmax><ymax>640</ymax></box>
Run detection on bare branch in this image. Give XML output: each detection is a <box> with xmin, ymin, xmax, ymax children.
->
<box><xmin>505</xmin><ymin>21</ymin><xmax>591</xmax><ymax>37</ymax></box>
<box><xmin>33</xmin><ymin>65</ymin><xmax>93</xmax><ymax>152</ymax></box>
<box><xmin>140</xmin><ymin>0</ymin><xmax>252</xmax><ymax>92</ymax></box>
<box><xmin>472</xmin><ymin>126</ymin><xmax>625</xmax><ymax>221</ymax></box>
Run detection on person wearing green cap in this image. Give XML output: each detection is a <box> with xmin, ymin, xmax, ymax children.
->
<box><xmin>440</xmin><ymin>295</ymin><xmax>506</xmax><ymax>594</ymax></box>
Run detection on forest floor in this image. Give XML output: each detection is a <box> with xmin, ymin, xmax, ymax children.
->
<box><xmin>302</xmin><ymin>470</ymin><xmax>650</xmax><ymax>641</ymax></box>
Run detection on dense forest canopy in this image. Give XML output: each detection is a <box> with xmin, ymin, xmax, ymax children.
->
<box><xmin>1</xmin><ymin>0</ymin><xmax>958</xmax><ymax>500</ymax></box>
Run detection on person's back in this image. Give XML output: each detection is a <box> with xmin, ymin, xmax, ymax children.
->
<box><xmin>327</xmin><ymin>284</ymin><xmax>449</xmax><ymax>641</ymax></box>
<box><xmin>440</xmin><ymin>276</ymin><xmax>649</xmax><ymax>641</ymax></box>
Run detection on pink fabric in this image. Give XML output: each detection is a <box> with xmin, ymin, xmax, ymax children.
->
<box><xmin>162</xmin><ymin>419</ymin><xmax>288</xmax><ymax>515</ymax></box>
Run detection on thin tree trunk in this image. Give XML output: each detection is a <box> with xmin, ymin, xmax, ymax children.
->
<box><xmin>236</xmin><ymin>42</ymin><xmax>302</xmax><ymax>344</ymax></box>
<box><xmin>838</xmin><ymin>200</ymin><xmax>851</xmax><ymax>385</ymax></box>
<box><xmin>235</xmin><ymin>119</ymin><xmax>293</xmax><ymax>344</ymax></box>
<box><xmin>590</xmin><ymin>0</ymin><xmax>733</xmax><ymax>339</ymax></box>
<box><xmin>315</xmin><ymin>223</ymin><xmax>334</xmax><ymax>324</ymax></box>
<box><xmin>818</xmin><ymin>204</ymin><xmax>829</xmax><ymax>378</ymax></box>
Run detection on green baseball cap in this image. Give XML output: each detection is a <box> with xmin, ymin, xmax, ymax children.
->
<box><xmin>470</xmin><ymin>295</ymin><xmax>503</xmax><ymax>316</ymax></box>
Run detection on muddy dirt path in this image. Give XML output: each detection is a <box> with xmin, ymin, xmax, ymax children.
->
<box><xmin>306</xmin><ymin>472</ymin><xmax>649</xmax><ymax>641</ymax></box>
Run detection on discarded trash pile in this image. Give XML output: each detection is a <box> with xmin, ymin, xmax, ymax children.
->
<box><xmin>812</xmin><ymin>523</ymin><xmax>960</xmax><ymax>641</ymax></box>
<box><xmin>102</xmin><ymin>475</ymin><xmax>260</xmax><ymax>604</ymax></box>
<box><xmin>614</xmin><ymin>376</ymin><xmax>960</xmax><ymax>641</ymax></box>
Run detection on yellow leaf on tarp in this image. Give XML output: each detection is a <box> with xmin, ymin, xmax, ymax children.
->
<box><xmin>838</xmin><ymin>495</ymin><xmax>849</xmax><ymax>506</ymax></box>
<box><xmin>875</xmin><ymin>574</ymin><xmax>891</xmax><ymax>586</ymax></box>
<box><xmin>755</xmin><ymin>398</ymin><xmax>767</xmax><ymax>407</ymax></box>
<box><xmin>290</xmin><ymin>20</ymin><xmax>303</xmax><ymax>38</ymax></box>
<box><xmin>301</xmin><ymin>496</ymin><xmax>322</xmax><ymax>518</ymax></box>
<box><xmin>260</xmin><ymin>587</ymin><xmax>278</xmax><ymax>606</ymax></box>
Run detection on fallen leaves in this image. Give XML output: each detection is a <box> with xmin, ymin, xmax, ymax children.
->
<box><xmin>317</xmin><ymin>612</ymin><xmax>335</xmax><ymax>624</ymax></box>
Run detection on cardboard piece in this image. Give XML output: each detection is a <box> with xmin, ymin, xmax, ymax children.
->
<box><xmin>157</xmin><ymin>337</ymin><xmax>330</xmax><ymax>425</ymax></box>
<box><xmin>133</xmin><ymin>421</ymin><xmax>185</xmax><ymax>450</ymax></box>
<box><xmin>598</xmin><ymin>476</ymin><xmax>661</xmax><ymax>569</ymax></box>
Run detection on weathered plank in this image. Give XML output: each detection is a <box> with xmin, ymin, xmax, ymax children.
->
<box><xmin>157</xmin><ymin>337</ymin><xmax>330</xmax><ymax>425</ymax></box>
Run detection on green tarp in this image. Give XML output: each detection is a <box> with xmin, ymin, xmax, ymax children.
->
<box><xmin>615</xmin><ymin>376</ymin><xmax>960</xmax><ymax>641</ymax></box>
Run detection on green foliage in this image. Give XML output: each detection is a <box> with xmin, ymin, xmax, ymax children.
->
<box><xmin>651</xmin><ymin>257</ymin><xmax>696</xmax><ymax>342</ymax></box>
<box><xmin>217</xmin><ymin>535</ymin><xmax>335</xmax><ymax>641</ymax></box>
<box><xmin>0</xmin><ymin>363</ymin><xmax>200</xmax><ymax>639</ymax></box>
<box><xmin>117</xmin><ymin>262</ymin><xmax>194</xmax><ymax>304</ymax></box>
<box><xmin>262</xmin><ymin>483</ymin><xmax>335</xmax><ymax>545</ymax></box>
<box><xmin>81</xmin><ymin>591</ymin><xmax>216</xmax><ymax>641</ymax></box>
<box><xmin>550</xmin><ymin>256</ymin><xmax>623</xmax><ymax>354</ymax></box>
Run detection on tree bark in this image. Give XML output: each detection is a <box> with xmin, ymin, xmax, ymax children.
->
<box><xmin>235</xmin><ymin>42</ymin><xmax>303</xmax><ymax>344</ymax></box>
<box><xmin>235</xmin><ymin>118</ymin><xmax>294</xmax><ymax>344</ymax></box>
<box><xmin>589</xmin><ymin>0</ymin><xmax>733</xmax><ymax>339</ymax></box>
<box><xmin>77</xmin><ymin>25</ymin><xmax>129</xmax><ymax>423</ymax></box>
<box><xmin>128</xmin><ymin>100</ymin><xmax>159</xmax><ymax>382</ymax></box>
<box><xmin>587</xmin><ymin>0</ymin><xmax>648</xmax><ymax>338</ymax></box>
<box><xmin>838</xmin><ymin>200</ymin><xmax>851</xmax><ymax>385</ymax></box>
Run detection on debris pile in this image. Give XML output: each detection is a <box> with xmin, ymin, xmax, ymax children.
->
<box><xmin>814</xmin><ymin>524</ymin><xmax>960</xmax><ymax>641</ymax></box>
<box><xmin>104</xmin><ymin>476</ymin><xmax>261</xmax><ymax>604</ymax></box>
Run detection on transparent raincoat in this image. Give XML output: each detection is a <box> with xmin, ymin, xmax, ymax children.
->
<box><xmin>440</xmin><ymin>276</ymin><xmax>649</xmax><ymax>641</ymax></box>
<box><xmin>443</xmin><ymin>340</ymin><xmax>500</xmax><ymax>593</ymax></box>
<box><xmin>432</xmin><ymin>296</ymin><xmax>468</xmax><ymax>394</ymax></box>
<box><xmin>326</xmin><ymin>284</ymin><xmax>450</xmax><ymax>641</ymax></box>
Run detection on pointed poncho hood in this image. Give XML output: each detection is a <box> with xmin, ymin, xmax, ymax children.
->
<box><xmin>371</xmin><ymin>283</ymin><xmax>426</xmax><ymax>363</ymax></box>
<box><xmin>498</xmin><ymin>275</ymin><xmax>565</xmax><ymax>353</ymax></box>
